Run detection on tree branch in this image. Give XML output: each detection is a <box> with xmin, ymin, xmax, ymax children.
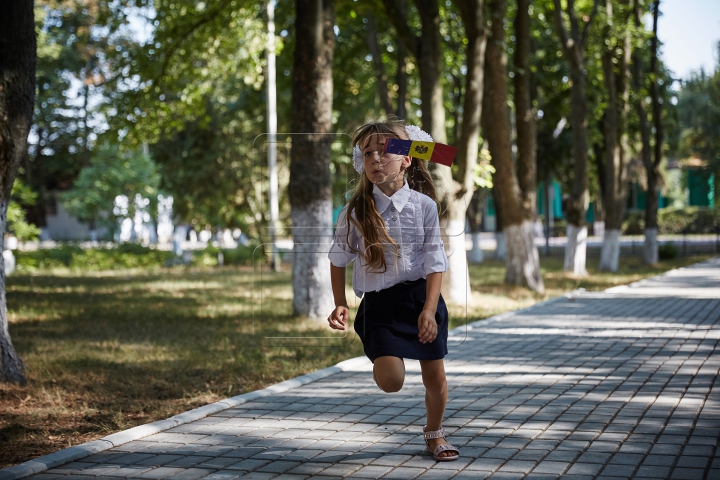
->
<box><xmin>380</xmin><ymin>0</ymin><xmax>419</xmax><ymax>58</ymax></box>
<box><xmin>154</xmin><ymin>0</ymin><xmax>234</xmax><ymax>86</ymax></box>
<box><xmin>365</xmin><ymin>13</ymin><xmax>394</xmax><ymax>115</ymax></box>
<box><xmin>552</xmin><ymin>0</ymin><xmax>572</xmax><ymax>56</ymax></box>
<box><xmin>580</xmin><ymin>0</ymin><xmax>601</xmax><ymax>51</ymax></box>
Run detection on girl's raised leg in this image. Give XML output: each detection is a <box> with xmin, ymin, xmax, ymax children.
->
<box><xmin>373</xmin><ymin>356</ymin><xmax>405</xmax><ymax>393</ymax></box>
<box><xmin>420</xmin><ymin>359</ymin><xmax>456</xmax><ymax>458</ymax></box>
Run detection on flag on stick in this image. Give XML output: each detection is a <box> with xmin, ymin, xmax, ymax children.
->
<box><xmin>383</xmin><ymin>138</ymin><xmax>457</xmax><ymax>167</ymax></box>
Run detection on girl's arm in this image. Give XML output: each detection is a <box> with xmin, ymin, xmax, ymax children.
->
<box><xmin>423</xmin><ymin>272</ymin><xmax>442</xmax><ymax>314</ymax></box>
<box><xmin>328</xmin><ymin>264</ymin><xmax>349</xmax><ymax>330</ymax></box>
<box><xmin>328</xmin><ymin>206</ymin><xmax>356</xmax><ymax>330</ymax></box>
<box><xmin>330</xmin><ymin>264</ymin><xmax>348</xmax><ymax>308</ymax></box>
<box><xmin>418</xmin><ymin>272</ymin><xmax>442</xmax><ymax>344</ymax></box>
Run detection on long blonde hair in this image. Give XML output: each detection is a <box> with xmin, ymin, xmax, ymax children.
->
<box><xmin>347</xmin><ymin>117</ymin><xmax>437</xmax><ymax>273</ymax></box>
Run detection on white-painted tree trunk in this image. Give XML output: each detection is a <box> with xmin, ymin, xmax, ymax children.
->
<box><xmin>0</xmin><ymin>201</ymin><xmax>25</xmax><ymax>383</ymax></box>
<box><xmin>495</xmin><ymin>232</ymin><xmax>506</xmax><ymax>260</ymax></box>
<box><xmin>599</xmin><ymin>229</ymin><xmax>621</xmax><ymax>272</ymax></box>
<box><xmin>563</xmin><ymin>224</ymin><xmax>588</xmax><ymax>276</ymax></box>
<box><xmin>644</xmin><ymin>227</ymin><xmax>658</xmax><ymax>265</ymax></box>
<box><xmin>468</xmin><ymin>232</ymin><xmax>484</xmax><ymax>264</ymax></box>
<box><xmin>291</xmin><ymin>200</ymin><xmax>335</xmax><ymax>319</ymax></box>
<box><xmin>441</xmin><ymin>217</ymin><xmax>471</xmax><ymax>306</ymax></box>
<box><xmin>504</xmin><ymin>221</ymin><xmax>544</xmax><ymax>292</ymax></box>
<box><xmin>266</xmin><ymin>0</ymin><xmax>280</xmax><ymax>272</ymax></box>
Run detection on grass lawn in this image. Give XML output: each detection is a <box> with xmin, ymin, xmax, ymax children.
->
<box><xmin>0</xmin><ymin>254</ymin><xmax>713</xmax><ymax>467</ymax></box>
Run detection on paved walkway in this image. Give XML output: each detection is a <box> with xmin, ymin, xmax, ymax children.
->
<box><xmin>10</xmin><ymin>258</ymin><xmax>720</xmax><ymax>480</ymax></box>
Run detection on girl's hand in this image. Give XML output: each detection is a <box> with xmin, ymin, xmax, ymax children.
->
<box><xmin>418</xmin><ymin>309</ymin><xmax>438</xmax><ymax>344</ymax></box>
<box><xmin>328</xmin><ymin>305</ymin><xmax>349</xmax><ymax>331</ymax></box>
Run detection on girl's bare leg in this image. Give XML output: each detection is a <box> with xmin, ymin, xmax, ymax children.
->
<box><xmin>420</xmin><ymin>359</ymin><xmax>453</xmax><ymax>457</ymax></box>
<box><xmin>373</xmin><ymin>356</ymin><xmax>405</xmax><ymax>393</ymax></box>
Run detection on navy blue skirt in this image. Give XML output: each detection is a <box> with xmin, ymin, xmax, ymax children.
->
<box><xmin>354</xmin><ymin>278</ymin><xmax>449</xmax><ymax>362</ymax></box>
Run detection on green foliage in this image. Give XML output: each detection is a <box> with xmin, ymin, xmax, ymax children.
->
<box><xmin>15</xmin><ymin>244</ymin><xmax>175</xmax><ymax>272</ymax></box>
<box><xmin>623</xmin><ymin>207</ymin><xmax>720</xmax><ymax>235</ymax></box>
<box><xmin>15</xmin><ymin>242</ymin><xmax>265</xmax><ymax>272</ymax></box>
<box><xmin>7</xmin><ymin>179</ymin><xmax>41</xmax><ymax>241</ymax></box>
<box><xmin>474</xmin><ymin>149</ymin><xmax>495</xmax><ymax>189</ymax></box>
<box><xmin>677</xmin><ymin>53</ymin><xmax>720</xmax><ymax>173</ymax></box>
<box><xmin>658</xmin><ymin>242</ymin><xmax>678</xmax><ymax>260</ymax></box>
<box><xmin>31</xmin><ymin>1</ymin><xmax>121</xmax><ymax>193</ymax></box>
<box><xmin>192</xmin><ymin>244</ymin><xmax>263</xmax><ymax>267</ymax></box>
<box><xmin>60</xmin><ymin>147</ymin><xmax>160</xmax><ymax>236</ymax></box>
<box><xmin>150</xmin><ymin>103</ymin><xmax>273</xmax><ymax>234</ymax></box>
<box><xmin>110</xmin><ymin>0</ymin><xmax>270</xmax><ymax>145</ymax></box>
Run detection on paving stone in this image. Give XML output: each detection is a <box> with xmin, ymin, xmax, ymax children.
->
<box><xmin>317</xmin><ymin>463</ymin><xmax>362</xmax><ymax>476</ymax></box>
<box><xmin>481</xmin><ymin>448</ymin><xmax>517</xmax><ymax>460</ymax></box>
<box><xmin>609</xmin><ymin>453</ymin><xmax>644</xmax><ymax>465</ymax></box>
<box><xmin>600</xmin><ymin>464</ymin><xmax>637</xmax><ymax>477</ymax></box>
<box><xmin>566</xmin><ymin>463</ymin><xmax>604</xmax><ymax>476</ymax></box>
<box><xmin>465</xmin><ymin>457</ymin><xmax>504</xmax><ymax>472</ymax></box>
<box><xmin>543</xmin><ymin>450</ymin><xmax>580</xmax><ymax>462</ymax></box>
<box><xmin>380</xmin><ymin>466</ymin><xmax>425</xmax><ymax>479</ymax></box>
<box><xmin>232</xmin><ymin>473</ymin><xmax>277</xmax><ymax>480</ymax></box>
<box><xmin>255</xmin><ymin>461</ymin><xmax>302</xmax><ymax>474</ymax></box>
<box><xmin>108</xmin><ymin>466</ymin><xmax>154</xmax><ymax>477</ymax></box>
<box><xmin>201</xmin><ymin>472</ymin><xmax>243</xmax><ymax>480</ymax></box>
<box><xmin>635</xmin><ymin>465</ymin><xmax>672</xmax><ymax>477</ymax></box>
<box><xmin>169</xmin><ymin>468</ymin><xmax>215</xmax><ymax>480</ymax></box>
<box><xmin>496</xmin><ymin>460</ymin><xmax>536</xmax><ymax>474</ymax></box>
<box><xmin>530</xmin><ymin>461</ymin><xmax>570</xmax><ymax>475</ymax></box>
<box><xmin>227</xmin><ymin>458</ymin><xmax>271</xmax><ymax>471</ymax></box>
<box><xmin>135</xmin><ymin>467</ymin><xmax>187</xmax><ymax>478</ymax></box>
<box><xmin>670</xmin><ymin>467</ymin><xmax>706</xmax><ymax>479</ymax></box>
<box><xmin>675</xmin><ymin>456</ymin><xmax>709</xmax><ymax>469</ymax></box>
<box><xmin>413</xmin><ymin>469</ymin><xmax>456</xmax><ymax>480</ymax></box>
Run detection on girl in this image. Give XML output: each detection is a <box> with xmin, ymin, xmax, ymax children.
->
<box><xmin>326</xmin><ymin>118</ymin><xmax>459</xmax><ymax>461</ymax></box>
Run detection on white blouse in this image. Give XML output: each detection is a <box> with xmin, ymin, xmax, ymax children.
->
<box><xmin>328</xmin><ymin>182</ymin><xmax>449</xmax><ymax>298</ymax></box>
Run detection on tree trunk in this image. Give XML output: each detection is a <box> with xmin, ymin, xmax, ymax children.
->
<box><xmin>484</xmin><ymin>0</ymin><xmax>543</xmax><ymax>292</ymax></box>
<box><xmin>443</xmin><ymin>208</ymin><xmax>470</xmax><ymax>304</ymax></box>
<box><xmin>505</xmin><ymin>221</ymin><xmax>543</xmax><ymax>291</ymax></box>
<box><xmin>496</xmin><ymin>187</ymin><xmax>506</xmax><ymax>260</ymax></box>
<box><xmin>382</xmin><ymin>0</ymin><xmax>409</xmax><ymax>118</ymax></box>
<box><xmin>437</xmin><ymin>0</ymin><xmax>487</xmax><ymax>304</ymax></box>
<box><xmin>469</xmin><ymin>232</ymin><xmax>484</xmax><ymax>263</ymax></box>
<box><xmin>599</xmin><ymin>4</ymin><xmax>631</xmax><ymax>272</ymax></box>
<box><xmin>412</xmin><ymin>1</ymin><xmax>460</xmax><ymax>302</ymax></box>
<box><xmin>467</xmin><ymin>189</ymin><xmax>484</xmax><ymax>264</ymax></box>
<box><xmin>289</xmin><ymin>0</ymin><xmax>335</xmax><ymax>319</ymax></box>
<box><xmin>552</xmin><ymin>0</ymin><xmax>599</xmax><ymax>276</ymax></box>
<box><xmin>564</xmin><ymin>224</ymin><xmax>588</xmax><ymax>275</ymax></box>
<box><xmin>644</xmin><ymin>0</ymin><xmax>663</xmax><ymax>264</ymax></box>
<box><xmin>413</xmin><ymin>0</ymin><xmax>446</xmax><ymax>144</ymax></box>
<box><xmin>514</xmin><ymin>0</ymin><xmax>537</xmax><ymax>217</ymax></box>
<box><xmin>0</xmin><ymin>0</ymin><xmax>35</xmax><ymax>384</ymax></box>
<box><xmin>366</xmin><ymin>13</ymin><xmax>394</xmax><ymax>116</ymax></box>
<box><xmin>395</xmin><ymin>40</ymin><xmax>408</xmax><ymax>119</ymax></box>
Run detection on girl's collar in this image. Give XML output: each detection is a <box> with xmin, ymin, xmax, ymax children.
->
<box><xmin>372</xmin><ymin>182</ymin><xmax>411</xmax><ymax>213</ymax></box>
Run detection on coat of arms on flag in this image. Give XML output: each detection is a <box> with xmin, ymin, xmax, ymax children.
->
<box><xmin>383</xmin><ymin>138</ymin><xmax>457</xmax><ymax>167</ymax></box>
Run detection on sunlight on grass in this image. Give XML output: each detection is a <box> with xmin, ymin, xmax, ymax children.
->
<box><xmin>0</xmin><ymin>254</ymin><xmax>713</xmax><ymax>467</ymax></box>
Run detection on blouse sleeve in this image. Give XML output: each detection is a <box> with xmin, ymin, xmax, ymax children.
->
<box><xmin>421</xmin><ymin>199</ymin><xmax>449</xmax><ymax>275</ymax></box>
<box><xmin>328</xmin><ymin>205</ymin><xmax>359</xmax><ymax>267</ymax></box>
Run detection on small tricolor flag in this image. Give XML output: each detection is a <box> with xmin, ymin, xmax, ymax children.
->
<box><xmin>383</xmin><ymin>138</ymin><xmax>457</xmax><ymax>167</ymax></box>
